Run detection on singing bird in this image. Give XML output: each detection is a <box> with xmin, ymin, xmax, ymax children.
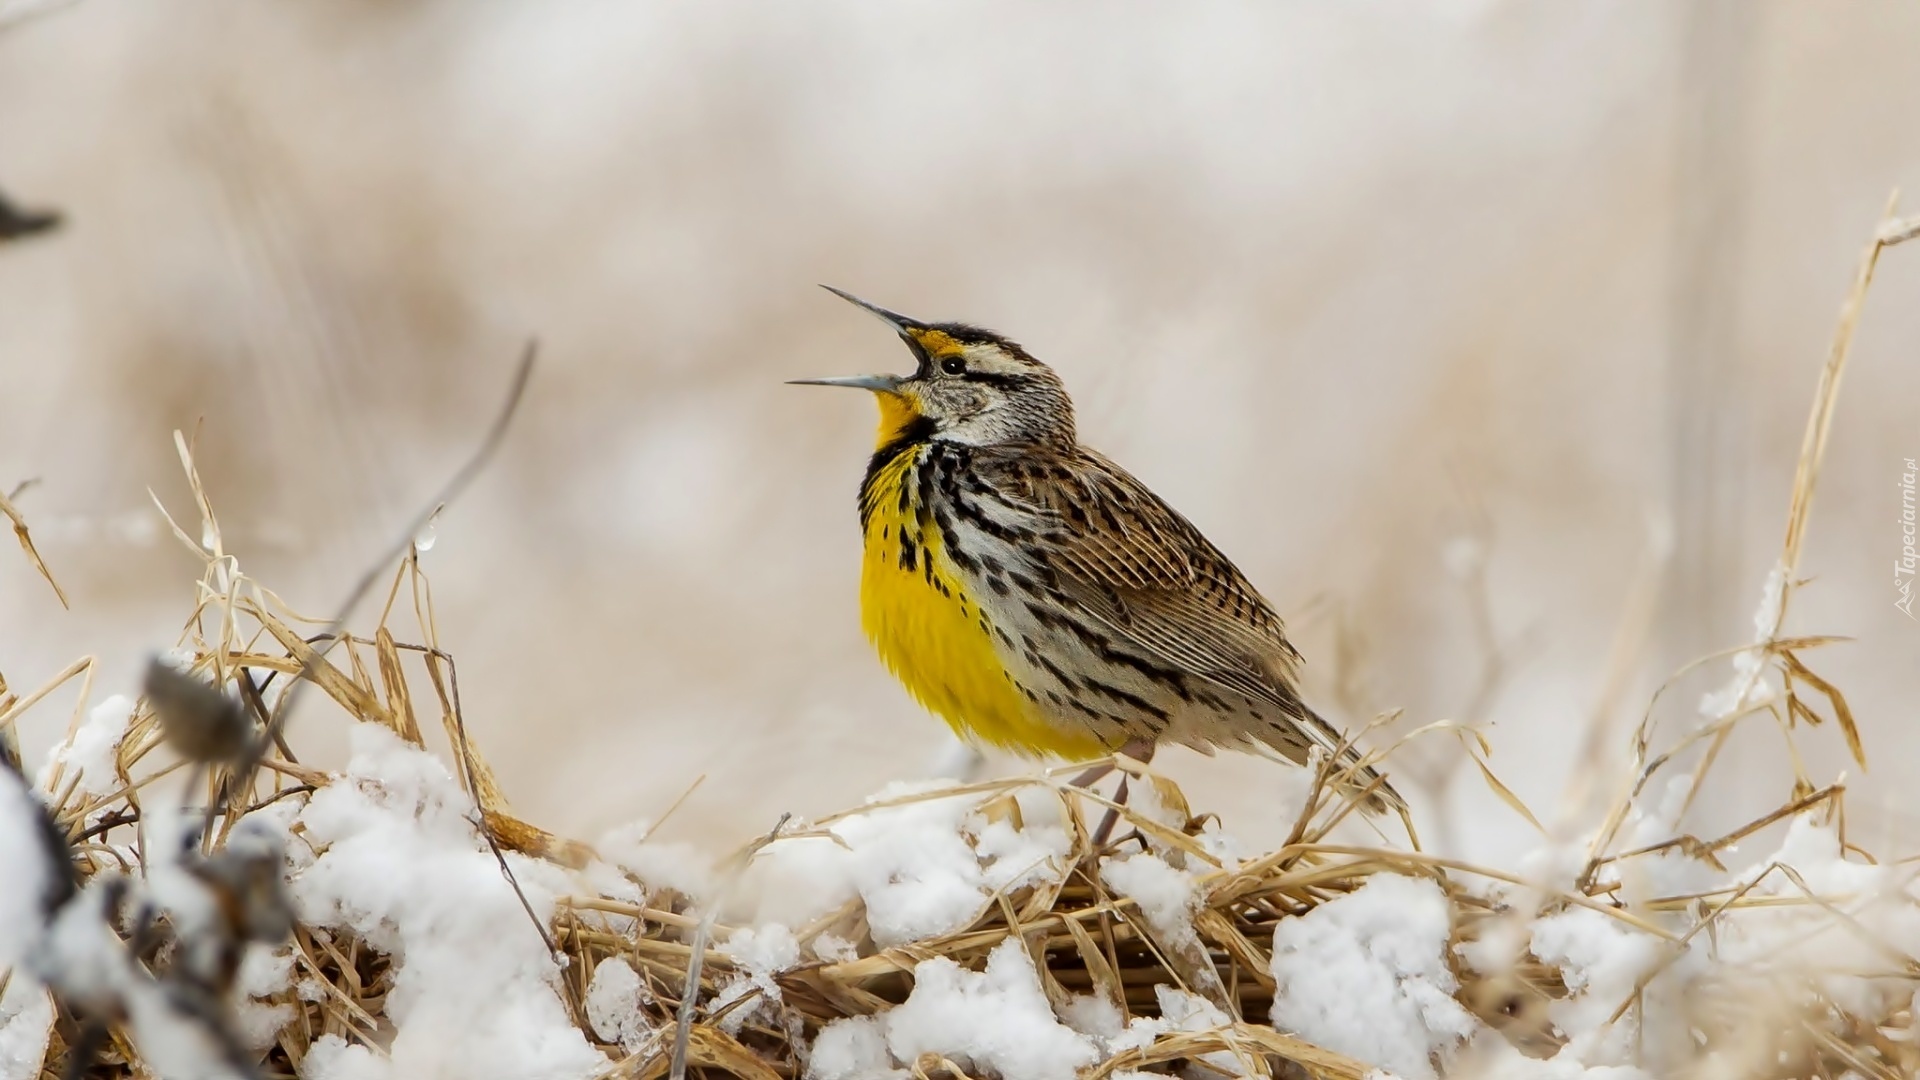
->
<box><xmin>795</xmin><ymin>288</ymin><xmax>1401</xmax><ymax>814</ymax></box>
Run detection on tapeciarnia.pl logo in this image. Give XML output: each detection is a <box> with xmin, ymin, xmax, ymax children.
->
<box><xmin>1899</xmin><ymin>457</ymin><xmax>1917</xmax><ymax>619</ymax></box>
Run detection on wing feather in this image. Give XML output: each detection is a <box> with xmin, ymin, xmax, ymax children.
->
<box><xmin>974</xmin><ymin>447</ymin><xmax>1401</xmax><ymax>812</ymax></box>
<box><xmin>979</xmin><ymin>449</ymin><xmax>1304</xmax><ymax>714</ymax></box>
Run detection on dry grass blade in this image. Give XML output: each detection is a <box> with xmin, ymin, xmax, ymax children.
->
<box><xmin>1777</xmin><ymin>193</ymin><xmax>1894</xmax><ymax>576</ymax></box>
<box><xmin>1877</xmin><ymin>210</ymin><xmax>1920</xmax><ymax>247</ymax></box>
<box><xmin>607</xmin><ymin>1026</ymin><xmax>783</xmax><ymax>1080</ymax></box>
<box><xmin>1779</xmin><ymin>650</ymin><xmax>1865</xmax><ymax>768</ymax></box>
<box><xmin>1084</xmin><ymin>1023</ymin><xmax>1371</xmax><ymax>1080</ymax></box>
<box><xmin>0</xmin><ymin>655</ymin><xmax>90</xmax><ymax>740</ymax></box>
<box><xmin>1452</xmin><ymin>725</ymin><xmax>1546</xmax><ymax>835</ymax></box>
<box><xmin>0</xmin><ymin>480</ymin><xmax>70</xmax><ymax>609</ymax></box>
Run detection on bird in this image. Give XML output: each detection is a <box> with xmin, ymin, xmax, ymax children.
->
<box><xmin>793</xmin><ymin>287</ymin><xmax>1403</xmax><ymax>820</ymax></box>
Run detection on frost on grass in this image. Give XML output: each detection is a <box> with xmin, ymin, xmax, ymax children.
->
<box><xmin>1270</xmin><ymin>874</ymin><xmax>1476</xmax><ymax>1080</ymax></box>
<box><xmin>289</xmin><ymin>723</ymin><xmax>608</xmax><ymax>1080</ymax></box>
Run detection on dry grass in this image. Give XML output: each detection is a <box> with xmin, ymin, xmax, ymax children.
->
<box><xmin>2</xmin><ymin>202</ymin><xmax>1918</xmax><ymax>1080</ymax></box>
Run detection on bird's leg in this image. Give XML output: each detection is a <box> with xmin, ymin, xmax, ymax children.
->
<box><xmin>1087</xmin><ymin>775</ymin><xmax>1130</xmax><ymax>851</ymax></box>
<box><xmin>1087</xmin><ymin>739</ymin><xmax>1156</xmax><ymax>851</ymax></box>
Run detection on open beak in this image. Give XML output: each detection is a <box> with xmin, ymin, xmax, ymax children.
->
<box><xmin>818</xmin><ymin>285</ymin><xmax>928</xmax><ymax>335</ymax></box>
<box><xmin>786</xmin><ymin>373</ymin><xmax>902</xmax><ymax>392</ymax></box>
<box><xmin>789</xmin><ymin>286</ymin><xmax>927</xmax><ymax>392</ymax></box>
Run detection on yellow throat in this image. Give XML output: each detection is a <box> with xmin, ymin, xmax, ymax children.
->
<box><xmin>856</xmin><ymin>395</ymin><xmax>1108</xmax><ymax>759</ymax></box>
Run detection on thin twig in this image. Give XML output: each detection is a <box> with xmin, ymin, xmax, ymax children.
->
<box><xmin>215</xmin><ymin>341</ymin><xmax>536</xmax><ymax>830</ymax></box>
<box><xmin>669</xmin><ymin>812</ymin><xmax>790</xmax><ymax>1080</ymax></box>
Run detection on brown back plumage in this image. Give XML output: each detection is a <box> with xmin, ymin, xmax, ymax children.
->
<box><xmin>974</xmin><ymin>445</ymin><xmax>1403</xmax><ymax>812</ymax></box>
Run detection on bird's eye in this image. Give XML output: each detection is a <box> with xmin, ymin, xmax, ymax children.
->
<box><xmin>940</xmin><ymin>356</ymin><xmax>967</xmax><ymax>375</ymax></box>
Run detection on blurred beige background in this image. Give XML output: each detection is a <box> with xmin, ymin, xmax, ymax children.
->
<box><xmin>2</xmin><ymin>1</ymin><xmax>1917</xmax><ymax>866</ymax></box>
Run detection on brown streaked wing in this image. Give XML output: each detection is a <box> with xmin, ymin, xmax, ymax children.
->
<box><xmin>975</xmin><ymin>448</ymin><xmax>1311</xmax><ymax>717</ymax></box>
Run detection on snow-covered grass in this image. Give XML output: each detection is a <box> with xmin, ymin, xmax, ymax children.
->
<box><xmin>0</xmin><ymin>473</ymin><xmax>1910</xmax><ymax>1080</ymax></box>
<box><xmin>1</xmin><ymin>206</ymin><xmax>1917</xmax><ymax>1080</ymax></box>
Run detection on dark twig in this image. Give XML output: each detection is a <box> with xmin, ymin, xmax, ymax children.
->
<box><xmin>440</xmin><ymin>639</ymin><xmax>562</xmax><ymax>962</ymax></box>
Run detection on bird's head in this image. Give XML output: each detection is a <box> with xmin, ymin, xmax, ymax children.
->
<box><xmin>793</xmin><ymin>287</ymin><xmax>1075</xmax><ymax>451</ymax></box>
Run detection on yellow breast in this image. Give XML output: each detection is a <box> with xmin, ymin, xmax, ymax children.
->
<box><xmin>858</xmin><ymin>447</ymin><xmax>1106</xmax><ymax>759</ymax></box>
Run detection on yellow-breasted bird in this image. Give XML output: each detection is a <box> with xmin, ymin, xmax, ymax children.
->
<box><xmin>795</xmin><ymin>287</ymin><xmax>1402</xmax><ymax>815</ymax></box>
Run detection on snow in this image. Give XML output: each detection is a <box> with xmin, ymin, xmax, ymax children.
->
<box><xmin>1518</xmin><ymin>812</ymin><xmax>1920</xmax><ymax>1072</ymax></box>
<box><xmin>120</xmin><ymin>974</ymin><xmax>255</xmax><ymax>1080</ymax></box>
<box><xmin>1193</xmin><ymin>815</ymin><xmax>1248</xmax><ymax>866</ymax></box>
<box><xmin>1710</xmin><ymin>816</ymin><xmax>1920</xmax><ymax>1019</ymax></box>
<box><xmin>713</xmin><ymin>922</ymin><xmax>801</xmax><ymax>1034</ymax></box>
<box><xmin>1099</xmin><ymin>852</ymin><xmax>1200</xmax><ymax>945</ymax></box>
<box><xmin>1270</xmin><ymin>874</ymin><xmax>1478</xmax><ymax>1080</ymax></box>
<box><xmin>1109</xmin><ymin>986</ymin><xmax>1247</xmax><ymax>1077</ymax></box>
<box><xmin>0</xmin><ymin>765</ymin><xmax>54</xmax><ymax>968</ymax></box>
<box><xmin>1698</xmin><ymin>561</ymin><xmax>1788</xmax><ymax>719</ymax></box>
<box><xmin>583</xmin><ymin>957</ymin><xmax>652</xmax><ymax>1052</ymax></box>
<box><xmin>806</xmin><ymin>939</ymin><xmax>1105</xmax><ymax>1080</ymax></box>
<box><xmin>24</xmin><ymin>875</ymin><xmax>258</xmax><ymax>1080</ymax></box>
<box><xmin>289</xmin><ymin>723</ymin><xmax>608</xmax><ymax>1080</ymax></box>
<box><xmin>1528</xmin><ymin>907</ymin><xmax>1665</xmax><ymax>1064</ymax></box>
<box><xmin>300</xmin><ymin>1034</ymin><xmax>389</xmax><ymax>1080</ymax></box>
<box><xmin>810</xmin><ymin>930</ymin><xmax>858</xmax><ymax>963</ymax></box>
<box><xmin>808</xmin><ymin>1015</ymin><xmax>906</xmax><ymax>1080</ymax></box>
<box><xmin>884</xmin><ymin>937</ymin><xmax>1098</xmax><ymax>1080</ymax></box>
<box><xmin>0</xmin><ymin>975</ymin><xmax>54</xmax><ymax>1080</ymax></box>
<box><xmin>231</xmin><ymin>945</ymin><xmax>297</xmax><ymax>1051</ymax></box>
<box><xmin>28</xmin><ymin>880</ymin><xmax>128</xmax><ymax>1009</ymax></box>
<box><xmin>1058</xmin><ymin>992</ymin><xmax>1125</xmax><ymax>1041</ymax></box>
<box><xmin>35</xmin><ymin>693</ymin><xmax>133</xmax><ymax>799</ymax></box>
<box><xmin>142</xmin><ymin>797</ymin><xmax>237</xmax><ymax>987</ymax></box>
<box><xmin>747</xmin><ymin>781</ymin><xmax>1072</xmax><ymax>946</ymax></box>
<box><xmin>1098</xmin><ymin>850</ymin><xmax>1225</xmax><ymax>1000</ymax></box>
<box><xmin>1604</xmin><ymin>776</ymin><xmax>1720</xmax><ymax>905</ymax></box>
<box><xmin>1456</xmin><ymin>1032</ymin><xmax>1653</xmax><ymax>1080</ymax></box>
<box><xmin>596</xmin><ymin>820</ymin><xmax>715</xmax><ymax>900</ymax></box>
